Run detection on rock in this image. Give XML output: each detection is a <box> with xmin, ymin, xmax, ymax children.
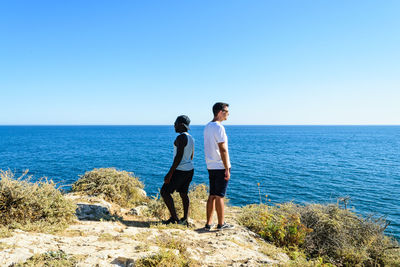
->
<box><xmin>64</xmin><ymin>193</ymin><xmax>114</xmax><ymax>221</ymax></box>
<box><xmin>5</xmin><ymin>247</ymin><xmax>32</xmax><ymax>266</ymax></box>
<box><xmin>137</xmin><ymin>188</ymin><xmax>147</xmax><ymax>199</ymax></box>
<box><xmin>0</xmin><ymin>199</ymin><xmax>288</xmax><ymax>267</ymax></box>
<box><xmin>112</xmin><ymin>256</ymin><xmax>135</xmax><ymax>267</ymax></box>
<box><xmin>76</xmin><ymin>203</ymin><xmax>111</xmax><ymax>221</ymax></box>
<box><xmin>128</xmin><ymin>205</ymin><xmax>148</xmax><ymax>216</ymax></box>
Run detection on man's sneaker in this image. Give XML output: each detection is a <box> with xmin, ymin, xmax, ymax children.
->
<box><xmin>216</xmin><ymin>223</ymin><xmax>235</xmax><ymax>230</ymax></box>
<box><xmin>204</xmin><ymin>223</ymin><xmax>215</xmax><ymax>231</ymax></box>
<box><xmin>178</xmin><ymin>218</ymin><xmax>188</xmax><ymax>226</ymax></box>
<box><xmin>162</xmin><ymin>217</ymin><xmax>178</xmax><ymax>225</ymax></box>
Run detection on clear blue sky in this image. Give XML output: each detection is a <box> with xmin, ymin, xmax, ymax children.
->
<box><xmin>1</xmin><ymin>0</ymin><xmax>399</xmax><ymax>125</ymax></box>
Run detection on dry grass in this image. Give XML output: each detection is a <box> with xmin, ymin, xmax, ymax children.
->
<box><xmin>135</xmin><ymin>249</ymin><xmax>184</xmax><ymax>267</ymax></box>
<box><xmin>135</xmin><ymin>243</ymin><xmax>150</xmax><ymax>252</ymax></box>
<box><xmin>133</xmin><ymin>230</ymin><xmax>153</xmax><ymax>243</ymax></box>
<box><xmin>0</xmin><ymin>242</ymin><xmax>14</xmax><ymax>251</ymax></box>
<box><xmin>299</xmin><ymin>203</ymin><xmax>400</xmax><ymax>266</ymax></box>
<box><xmin>257</xmin><ymin>238</ymin><xmax>285</xmax><ymax>258</ymax></box>
<box><xmin>135</xmin><ymin>248</ymin><xmax>198</xmax><ymax>267</ymax></box>
<box><xmin>0</xmin><ymin>225</ymin><xmax>12</xmax><ymax>238</ymax></box>
<box><xmin>13</xmin><ymin>250</ymin><xmax>79</xmax><ymax>267</ymax></box>
<box><xmin>0</xmin><ymin>170</ymin><xmax>76</xmax><ymax>234</ymax></box>
<box><xmin>135</xmin><ymin>231</ymin><xmax>199</xmax><ymax>267</ymax></box>
<box><xmin>71</xmin><ymin>168</ymin><xmax>146</xmax><ymax>208</ymax></box>
<box><xmin>98</xmin><ymin>233</ymin><xmax>122</xmax><ymax>242</ymax></box>
<box><xmin>58</xmin><ymin>229</ymin><xmax>88</xmax><ymax>237</ymax></box>
<box><xmin>238</xmin><ymin>202</ymin><xmax>400</xmax><ymax>266</ymax></box>
<box><xmin>155</xmin><ymin>233</ymin><xmax>188</xmax><ymax>255</ymax></box>
<box><xmin>227</xmin><ymin>237</ymin><xmax>255</xmax><ymax>250</ymax></box>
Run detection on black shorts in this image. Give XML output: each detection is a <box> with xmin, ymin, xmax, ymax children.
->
<box><xmin>161</xmin><ymin>169</ymin><xmax>194</xmax><ymax>195</ymax></box>
<box><xmin>208</xmin><ymin>169</ymin><xmax>229</xmax><ymax>197</ymax></box>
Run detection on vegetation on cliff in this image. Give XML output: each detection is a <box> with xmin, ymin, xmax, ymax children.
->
<box><xmin>238</xmin><ymin>202</ymin><xmax>400</xmax><ymax>266</ymax></box>
<box><xmin>0</xmin><ymin>170</ymin><xmax>76</xmax><ymax>234</ymax></box>
<box><xmin>71</xmin><ymin>167</ymin><xmax>146</xmax><ymax>208</ymax></box>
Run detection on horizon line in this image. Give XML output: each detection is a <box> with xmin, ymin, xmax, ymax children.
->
<box><xmin>1</xmin><ymin>124</ymin><xmax>399</xmax><ymax>127</ymax></box>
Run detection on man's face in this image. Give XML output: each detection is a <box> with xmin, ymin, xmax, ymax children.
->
<box><xmin>220</xmin><ymin>107</ymin><xmax>229</xmax><ymax>121</ymax></box>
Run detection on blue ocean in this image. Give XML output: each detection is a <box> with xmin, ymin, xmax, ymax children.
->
<box><xmin>0</xmin><ymin>126</ymin><xmax>399</xmax><ymax>240</ymax></box>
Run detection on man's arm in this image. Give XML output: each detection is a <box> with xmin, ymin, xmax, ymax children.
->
<box><xmin>164</xmin><ymin>134</ymin><xmax>188</xmax><ymax>184</ymax></box>
<box><xmin>217</xmin><ymin>142</ymin><xmax>230</xmax><ymax>181</ymax></box>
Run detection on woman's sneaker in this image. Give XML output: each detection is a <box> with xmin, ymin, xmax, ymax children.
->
<box><xmin>178</xmin><ymin>218</ymin><xmax>188</xmax><ymax>226</ymax></box>
<box><xmin>162</xmin><ymin>217</ymin><xmax>178</xmax><ymax>225</ymax></box>
<box><xmin>217</xmin><ymin>223</ymin><xmax>235</xmax><ymax>230</ymax></box>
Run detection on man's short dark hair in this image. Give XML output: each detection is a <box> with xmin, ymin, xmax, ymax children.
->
<box><xmin>212</xmin><ymin>102</ymin><xmax>229</xmax><ymax>116</ymax></box>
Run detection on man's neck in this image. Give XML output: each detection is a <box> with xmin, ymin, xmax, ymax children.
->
<box><xmin>212</xmin><ymin>117</ymin><xmax>222</xmax><ymax>123</ymax></box>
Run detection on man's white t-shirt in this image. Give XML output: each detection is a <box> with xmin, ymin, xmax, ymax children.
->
<box><xmin>204</xmin><ymin>121</ymin><xmax>231</xmax><ymax>170</ymax></box>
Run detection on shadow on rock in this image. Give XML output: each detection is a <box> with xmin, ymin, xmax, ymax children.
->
<box><xmin>76</xmin><ymin>203</ymin><xmax>122</xmax><ymax>221</ymax></box>
<box><xmin>111</xmin><ymin>256</ymin><xmax>135</xmax><ymax>267</ymax></box>
<box><xmin>118</xmin><ymin>219</ymin><xmax>157</xmax><ymax>228</ymax></box>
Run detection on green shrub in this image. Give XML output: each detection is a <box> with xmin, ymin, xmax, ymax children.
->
<box><xmin>260</xmin><ymin>211</ymin><xmax>312</xmax><ymax>248</ymax></box>
<box><xmin>236</xmin><ymin>204</ymin><xmax>266</xmax><ymax>233</ymax></box>
<box><xmin>0</xmin><ymin>170</ymin><xmax>76</xmax><ymax>233</ymax></box>
<box><xmin>71</xmin><ymin>168</ymin><xmax>146</xmax><ymax>208</ymax></box>
<box><xmin>146</xmin><ymin>184</ymin><xmax>208</xmax><ymax>221</ymax></box>
<box><xmin>239</xmin><ymin>203</ymin><xmax>312</xmax><ymax>248</ymax></box>
<box><xmin>238</xmin><ymin>202</ymin><xmax>400</xmax><ymax>266</ymax></box>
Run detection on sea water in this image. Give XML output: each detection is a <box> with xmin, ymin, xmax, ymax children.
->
<box><xmin>0</xmin><ymin>125</ymin><xmax>399</xmax><ymax>239</ymax></box>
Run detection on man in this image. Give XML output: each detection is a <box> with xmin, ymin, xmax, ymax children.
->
<box><xmin>161</xmin><ymin>115</ymin><xmax>194</xmax><ymax>225</ymax></box>
<box><xmin>204</xmin><ymin>102</ymin><xmax>234</xmax><ymax>230</ymax></box>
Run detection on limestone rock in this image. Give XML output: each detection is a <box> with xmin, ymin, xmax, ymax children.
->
<box><xmin>0</xmin><ymin>197</ymin><xmax>288</xmax><ymax>267</ymax></box>
<box><xmin>128</xmin><ymin>205</ymin><xmax>148</xmax><ymax>216</ymax></box>
<box><xmin>112</xmin><ymin>256</ymin><xmax>134</xmax><ymax>267</ymax></box>
<box><xmin>76</xmin><ymin>203</ymin><xmax>111</xmax><ymax>221</ymax></box>
<box><xmin>136</xmin><ymin>188</ymin><xmax>147</xmax><ymax>199</ymax></box>
<box><xmin>65</xmin><ymin>193</ymin><xmax>113</xmax><ymax>221</ymax></box>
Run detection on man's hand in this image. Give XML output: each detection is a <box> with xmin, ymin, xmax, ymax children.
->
<box><xmin>224</xmin><ymin>169</ymin><xmax>230</xmax><ymax>181</ymax></box>
<box><xmin>164</xmin><ymin>172</ymin><xmax>172</xmax><ymax>184</ymax></box>
<box><xmin>218</xmin><ymin>142</ymin><xmax>231</xmax><ymax>180</ymax></box>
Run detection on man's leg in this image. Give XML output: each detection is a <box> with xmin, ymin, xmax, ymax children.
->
<box><xmin>178</xmin><ymin>169</ymin><xmax>193</xmax><ymax>221</ymax></box>
<box><xmin>161</xmin><ymin>187</ymin><xmax>178</xmax><ymax>221</ymax></box>
<box><xmin>206</xmin><ymin>195</ymin><xmax>216</xmax><ymax>225</ymax></box>
<box><xmin>215</xmin><ymin>196</ymin><xmax>225</xmax><ymax>225</ymax></box>
<box><xmin>214</xmin><ymin>169</ymin><xmax>229</xmax><ymax>227</ymax></box>
<box><xmin>179</xmin><ymin>192</ymin><xmax>189</xmax><ymax>220</ymax></box>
